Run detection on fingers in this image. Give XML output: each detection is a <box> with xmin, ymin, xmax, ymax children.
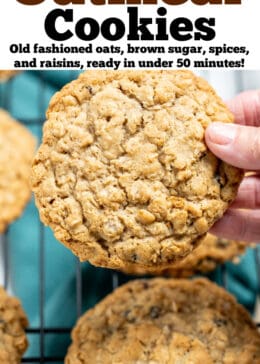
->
<box><xmin>206</xmin><ymin>90</ymin><xmax>260</xmax><ymax>242</ymax></box>
<box><xmin>231</xmin><ymin>175</ymin><xmax>260</xmax><ymax>209</ymax></box>
<box><xmin>205</xmin><ymin>123</ymin><xmax>260</xmax><ymax>170</ymax></box>
<box><xmin>210</xmin><ymin>209</ymin><xmax>260</xmax><ymax>243</ymax></box>
<box><xmin>227</xmin><ymin>90</ymin><xmax>260</xmax><ymax>127</ymax></box>
<box><xmin>205</xmin><ymin>90</ymin><xmax>260</xmax><ymax>169</ymax></box>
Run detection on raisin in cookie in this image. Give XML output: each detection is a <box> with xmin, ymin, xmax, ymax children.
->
<box><xmin>32</xmin><ymin>70</ymin><xmax>243</xmax><ymax>269</ymax></box>
<box><xmin>0</xmin><ymin>286</ymin><xmax>28</xmax><ymax>363</ymax></box>
<box><xmin>123</xmin><ymin>233</ymin><xmax>249</xmax><ymax>277</ymax></box>
<box><xmin>0</xmin><ymin>109</ymin><xmax>36</xmax><ymax>232</ymax></box>
<box><xmin>65</xmin><ymin>278</ymin><xmax>260</xmax><ymax>364</ymax></box>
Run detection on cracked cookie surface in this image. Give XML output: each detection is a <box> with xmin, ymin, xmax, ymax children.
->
<box><xmin>65</xmin><ymin>278</ymin><xmax>260</xmax><ymax>364</ymax></box>
<box><xmin>0</xmin><ymin>286</ymin><xmax>28</xmax><ymax>363</ymax></box>
<box><xmin>0</xmin><ymin>109</ymin><xmax>36</xmax><ymax>233</ymax></box>
<box><xmin>123</xmin><ymin>233</ymin><xmax>249</xmax><ymax>277</ymax></box>
<box><xmin>32</xmin><ymin>70</ymin><xmax>243</xmax><ymax>269</ymax></box>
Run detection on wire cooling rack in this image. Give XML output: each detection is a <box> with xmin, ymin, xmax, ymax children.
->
<box><xmin>0</xmin><ymin>71</ymin><xmax>260</xmax><ymax>363</ymax></box>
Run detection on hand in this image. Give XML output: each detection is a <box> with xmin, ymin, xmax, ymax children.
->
<box><xmin>205</xmin><ymin>90</ymin><xmax>260</xmax><ymax>242</ymax></box>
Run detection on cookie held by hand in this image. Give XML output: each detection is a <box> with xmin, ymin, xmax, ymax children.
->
<box><xmin>32</xmin><ymin>70</ymin><xmax>243</xmax><ymax>269</ymax></box>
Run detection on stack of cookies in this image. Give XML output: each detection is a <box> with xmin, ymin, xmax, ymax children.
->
<box><xmin>30</xmin><ymin>70</ymin><xmax>260</xmax><ymax>363</ymax></box>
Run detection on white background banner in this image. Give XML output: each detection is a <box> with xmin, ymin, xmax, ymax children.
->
<box><xmin>0</xmin><ymin>0</ymin><xmax>259</xmax><ymax>70</ymax></box>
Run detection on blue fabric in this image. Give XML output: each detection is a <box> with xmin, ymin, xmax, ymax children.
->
<box><xmin>0</xmin><ymin>71</ymin><xmax>259</xmax><ymax>361</ymax></box>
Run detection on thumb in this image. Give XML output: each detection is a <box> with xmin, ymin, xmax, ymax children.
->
<box><xmin>205</xmin><ymin>123</ymin><xmax>260</xmax><ymax>170</ymax></box>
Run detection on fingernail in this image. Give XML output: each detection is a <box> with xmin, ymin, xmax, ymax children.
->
<box><xmin>207</xmin><ymin>123</ymin><xmax>236</xmax><ymax>145</ymax></box>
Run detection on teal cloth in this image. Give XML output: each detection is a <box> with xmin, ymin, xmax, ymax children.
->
<box><xmin>0</xmin><ymin>71</ymin><xmax>259</xmax><ymax>360</ymax></box>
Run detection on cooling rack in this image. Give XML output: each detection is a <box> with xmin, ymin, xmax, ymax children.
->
<box><xmin>0</xmin><ymin>71</ymin><xmax>259</xmax><ymax>363</ymax></box>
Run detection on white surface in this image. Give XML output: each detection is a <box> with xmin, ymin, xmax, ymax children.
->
<box><xmin>0</xmin><ymin>0</ymin><xmax>259</xmax><ymax>69</ymax></box>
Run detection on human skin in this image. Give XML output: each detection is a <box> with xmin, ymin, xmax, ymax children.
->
<box><xmin>205</xmin><ymin>90</ymin><xmax>260</xmax><ymax>242</ymax></box>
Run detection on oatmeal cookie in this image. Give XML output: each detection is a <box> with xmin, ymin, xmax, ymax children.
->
<box><xmin>0</xmin><ymin>286</ymin><xmax>28</xmax><ymax>363</ymax></box>
<box><xmin>32</xmin><ymin>70</ymin><xmax>243</xmax><ymax>269</ymax></box>
<box><xmin>65</xmin><ymin>278</ymin><xmax>260</xmax><ymax>364</ymax></box>
<box><xmin>123</xmin><ymin>233</ymin><xmax>249</xmax><ymax>277</ymax></box>
<box><xmin>0</xmin><ymin>71</ymin><xmax>19</xmax><ymax>83</ymax></box>
<box><xmin>0</xmin><ymin>109</ymin><xmax>36</xmax><ymax>232</ymax></box>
